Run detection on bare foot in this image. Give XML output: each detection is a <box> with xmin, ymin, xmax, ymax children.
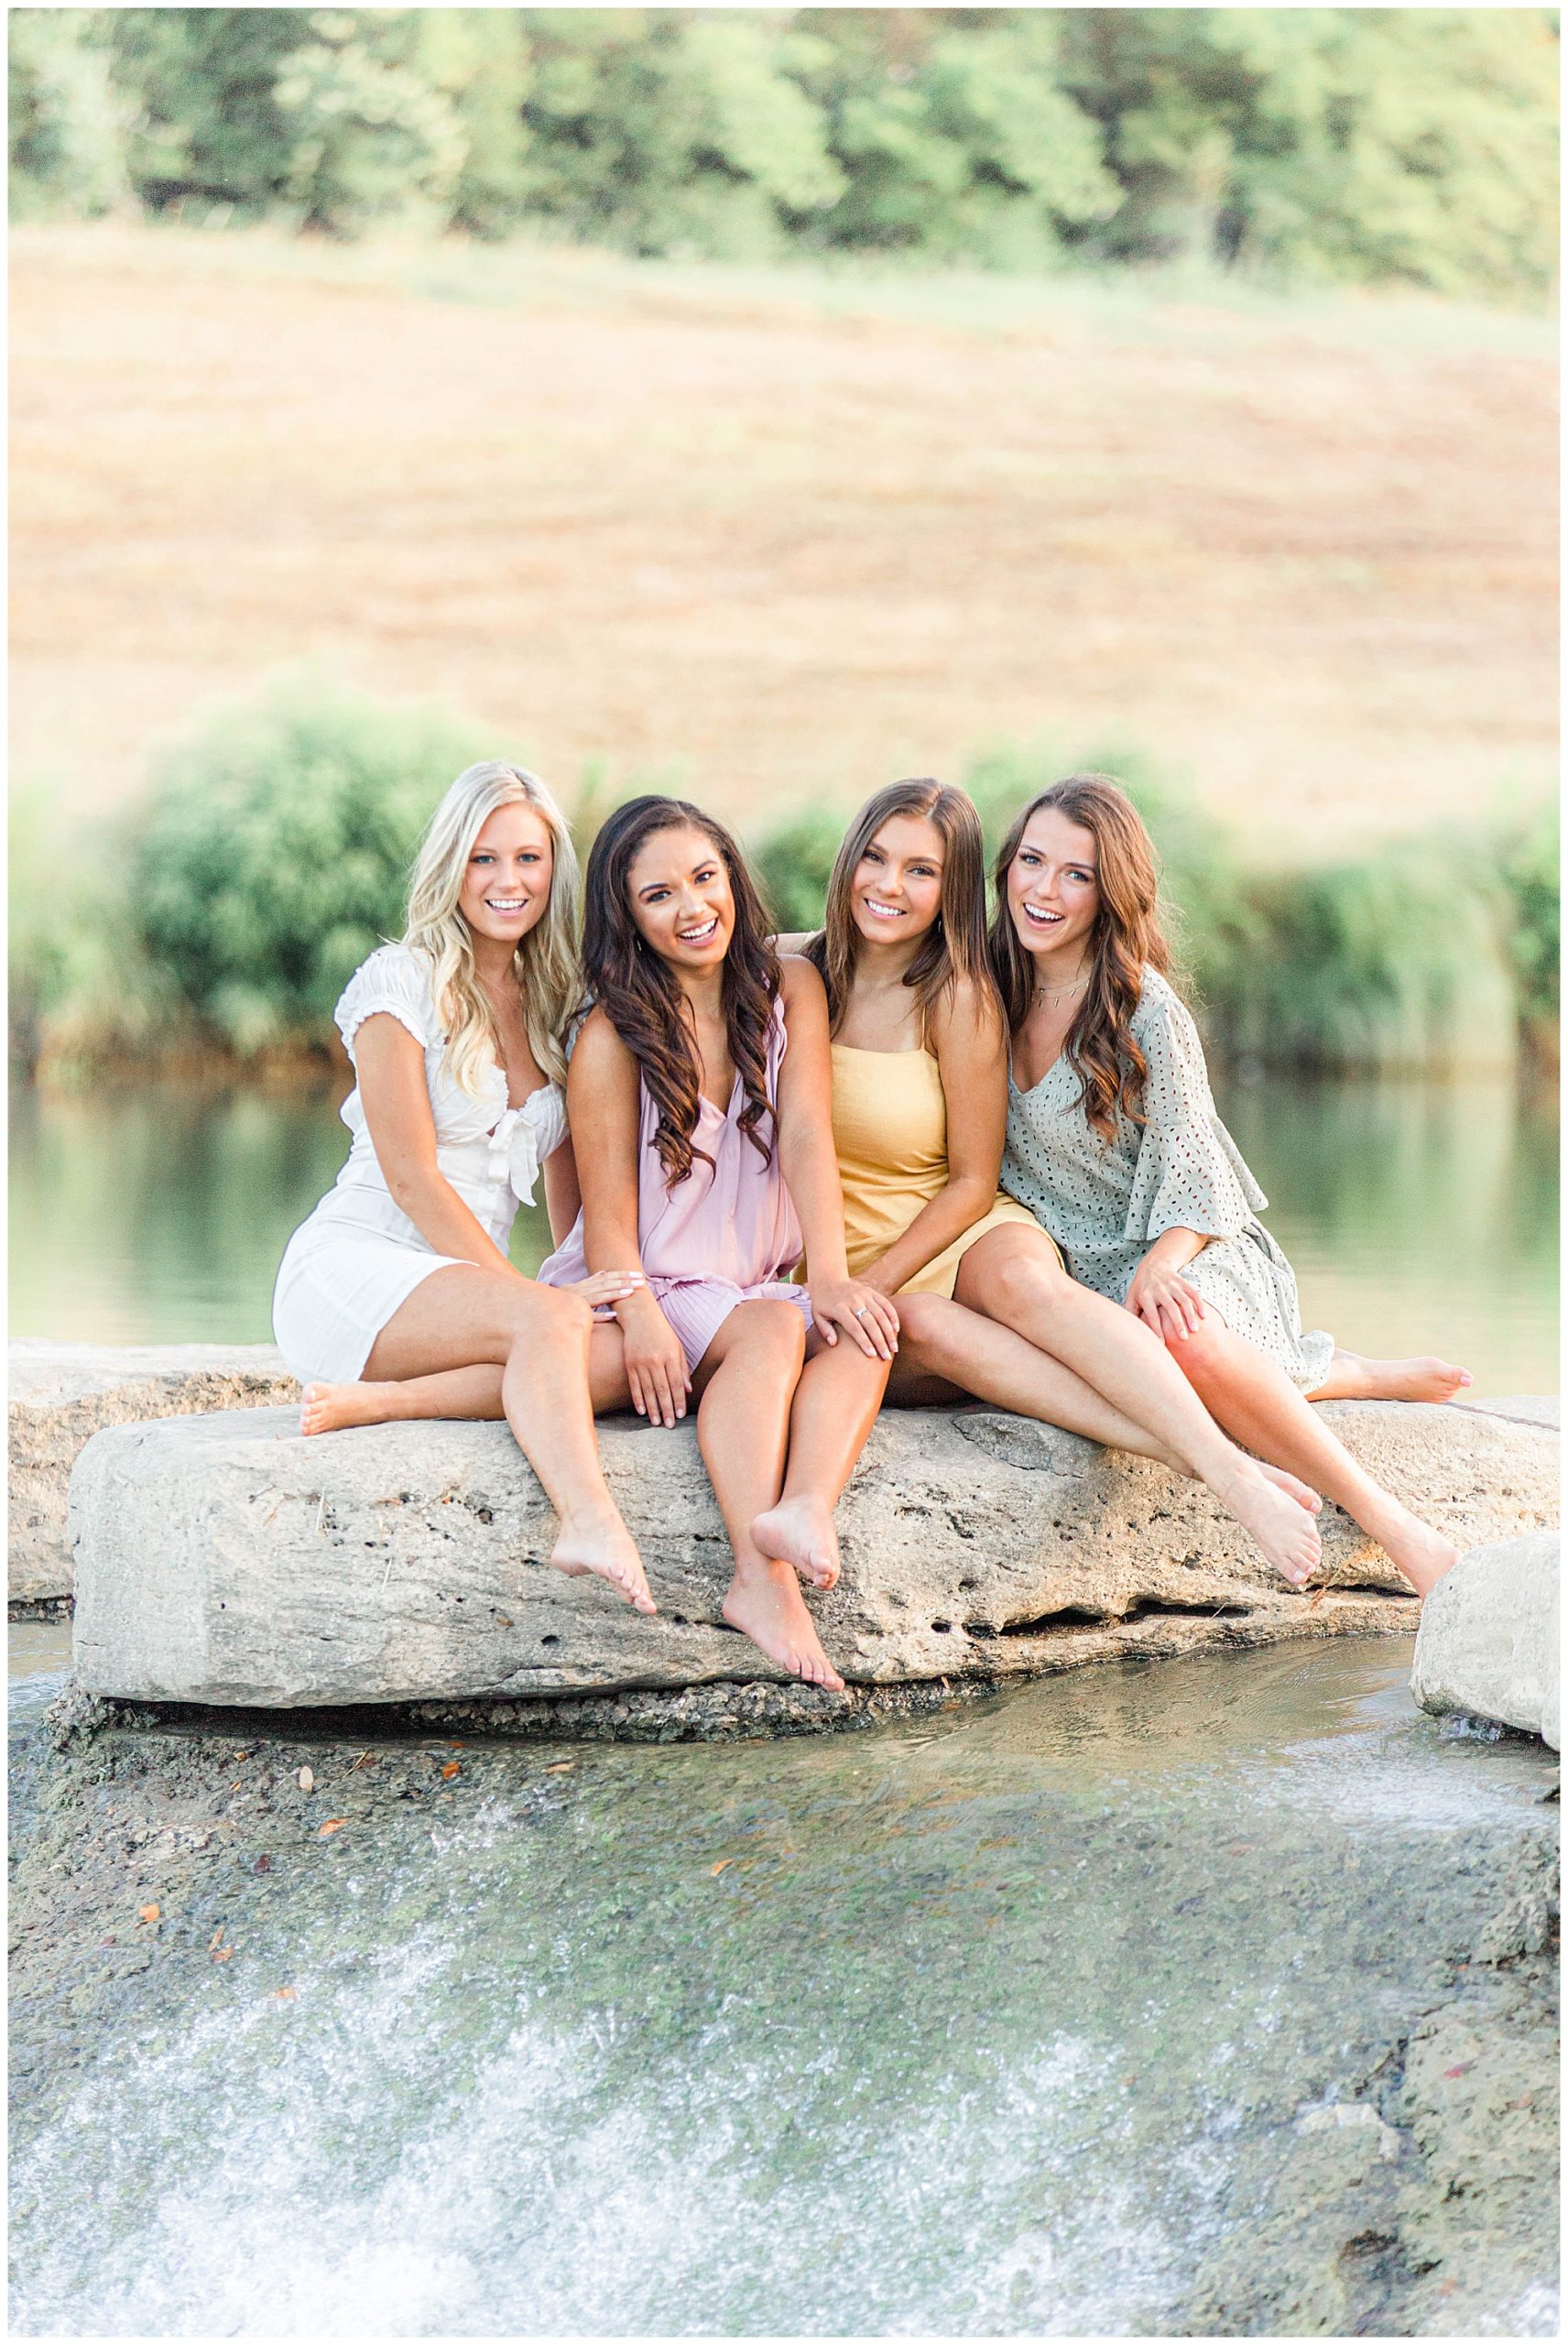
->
<box><xmin>1217</xmin><ymin>1464</ymin><xmax>1323</xmax><ymax>1588</ymax></box>
<box><xmin>550</xmin><ymin>1511</ymin><xmax>657</xmax><ymax>1616</ymax></box>
<box><xmin>1377</xmin><ymin>1510</ymin><xmax>1462</xmax><ymax>1599</ymax></box>
<box><xmin>722</xmin><ymin>1561</ymin><xmax>845</xmax><ymax>1690</ymax></box>
<box><xmin>1327</xmin><ymin>1350</ymin><xmax>1474</xmax><ymax>1405</ymax></box>
<box><xmin>1257</xmin><ymin>1463</ymin><xmax>1323</xmax><ymax>1514</ymax></box>
<box><xmin>300</xmin><ymin>1380</ymin><xmax>405</xmax><ymax>1435</ymax></box>
<box><xmin>751</xmin><ymin>1494</ymin><xmax>841</xmax><ymax>1590</ymax></box>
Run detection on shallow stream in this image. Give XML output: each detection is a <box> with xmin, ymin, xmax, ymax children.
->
<box><xmin>9</xmin><ymin>1635</ymin><xmax>1558</xmax><ymax>2337</ymax></box>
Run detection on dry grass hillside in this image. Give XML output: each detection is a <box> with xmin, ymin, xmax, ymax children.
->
<box><xmin>11</xmin><ymin>225</ymin><xmax>1556</xmax><ymax>854</ymax></box>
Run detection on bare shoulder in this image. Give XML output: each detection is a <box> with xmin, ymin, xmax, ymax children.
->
<box><xmin>779</xmin><ymin>953</ymin><xmax>828</xmax><ymax>1014</ymax></box>
<box><xmin>930</xmin><ymin>970</ymin><xmax>1005</xmax><ymax>1055</ymax></box>
<box><xmin>571</xmin><ymin>1003</ymin><xmax>636</xmax><ymax>1080</ymax></box>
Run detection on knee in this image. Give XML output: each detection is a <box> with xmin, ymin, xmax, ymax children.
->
<box><xmin>745</xmin><ymin>1298</ymin><xmax>809</xmax><ymax>1368</ymax></box>
<box><xmin>516</xmin><ymin>1281</ymin><xmax>593</xmax><ymax>1345</ymax></box>
<box><xmin>892</xmin><ymin>1291</ymin><xmax>941</xmax><ymax>1346</ymax></box>
<box><xmin>1163</xmin><ymin>1316</ymin><xmax>1223</xmax><ymax>1378</ymax></box>
<box><xmin>989</xmin><ymin>1242</ymin><xmax>1067</xmax><ymax>1316</ymax></box>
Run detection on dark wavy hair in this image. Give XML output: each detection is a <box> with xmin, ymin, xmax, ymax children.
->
<box><xmin>808</xmin><ymin>778</ymin><xmax>998</xmax><ymax>1037</ymax></box>
<box><xmin>583</xmin><ymin>796</ymin><xmax>781</xmax><ymax>1189</ymax></box>
<box><xmin>988</xmin><ymin>774</ymin><xmax>1173</xmax><ymax>1141</ymax></box>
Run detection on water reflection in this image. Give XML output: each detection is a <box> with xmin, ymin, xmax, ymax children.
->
<box><xmin>1216</xmin><ymin>1071</ymin><xmax>1558</xmax><ymax>1392</ymax></box>
<box><xmin>8</xmin><ymin>1072</ymin><xmax>1558</xmax><ymax>1391</ymax></box>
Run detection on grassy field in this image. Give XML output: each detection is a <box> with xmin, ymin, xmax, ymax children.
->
<box><xmin>11</xmin><ymin>224</ymin><xmax>1556</xmax><ymax>857</ymax></box>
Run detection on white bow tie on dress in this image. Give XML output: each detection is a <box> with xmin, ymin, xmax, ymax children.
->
<box><xmin>484</xmin><ymin>1095</ymin><xmax>546</xmax><ymax>1205</ymax></box>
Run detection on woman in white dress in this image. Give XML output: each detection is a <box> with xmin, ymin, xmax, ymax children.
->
<box><xmin>994</xmin><ymin>773</ymin><xmax>1471</xmax><ymax>1598</ymax></box>
<box><xmin>272</xmin><ymin>761</ymin><xmax>654</xmax><ymax>1614</ymax></box>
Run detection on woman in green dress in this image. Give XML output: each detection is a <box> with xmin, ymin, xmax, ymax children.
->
<box><xmin>995</xmin><ymin>772</ymin><xmax>1472</xmax><ymax>1598</ymax></box>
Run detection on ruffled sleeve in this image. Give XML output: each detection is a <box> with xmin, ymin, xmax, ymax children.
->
<box><xmin>1121</xmin><ymin>974</ymin><xmax>1266</xmax><ymax>1245</ymax></box>
<box><xmin>334</xmin><ymin>945</ymin><xmax>440</xmax><ymax>1063</ymax></box>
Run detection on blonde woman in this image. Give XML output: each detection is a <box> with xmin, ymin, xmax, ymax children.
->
<box><xmin>272</xmin><ymin>761</ymin><xmax>654</xmax><ymax>1613</ymax></box>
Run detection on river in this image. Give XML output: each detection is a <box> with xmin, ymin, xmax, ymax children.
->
<box><xmin>8</xmin><ymin>1071</ymin><xmax>1559</xmax><ymax>1391</ymax></box>
<box><xmin>7</xmin><ymin>1637</ymin><xmax>1560</xmax><ymax>2336</ymax></box>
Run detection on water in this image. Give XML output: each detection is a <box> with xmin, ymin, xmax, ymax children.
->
<box><xmin>7</xmin><ymin>1073</ymin><xmax>1558</xmax><ymax>1391</ymax></box>
<box><xmin>8</xmin><ymin>1638</ymin><xmax>1557</xmax><ymax>2336</ymax></box>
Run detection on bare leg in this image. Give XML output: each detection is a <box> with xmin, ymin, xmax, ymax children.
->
<box><xmin>1167</xmin><ymin>1315</ymin><xmax>1461</xmax><ymax>1596</ymax></box>
<box><xmin>690</xmin><ymin>1302</ymin><xmax>845</xmax><ymax>1691</ymax></box>
<box><xmin>888</xmin><ymin>1292</ymin><xmax>1319</xmax><ymax>1512</ymax></box>
<box><xmin>310</xmin><ymin>1267</ymin><xmax>657</xmax><ymax>1612</ymax></box>
<box><xmin>1308</xmin><ymin>1347</ymin><xmax>1473</xmax><ymax>1405</ymax></box>
<box><xmin>953</xmin><ymin>1228</ymin><xmax>1323</xmax><ymax>1587</ymax></box>
<box><xmin>753</xmin><ymin>1332</ymin><xmax>892</xmax><ymax>1591</ymax></box>
<box><xmin>301</xmin><ymin>1366</ymin><xmax>506</xmax><ymax>1431</ymax></box>
<box><xmin>302</xmin><ymin>1314</ymin><xmax>640</xmax><ymax>1432</ymax></box>
<box><xmin>893</xmin><ymin>1291</ymin><xmax>1176</xmax><ymax>1462</ymax></box>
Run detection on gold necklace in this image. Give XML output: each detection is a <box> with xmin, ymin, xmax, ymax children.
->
<box><xmin>1034</xmin><ymin>975</ymin><xmax>1090</xmax><ymax>1004</ymax></box>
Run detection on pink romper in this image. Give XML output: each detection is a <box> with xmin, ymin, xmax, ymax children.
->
<box><xmin>538</xmin><ymin>1003</ymin><xmax>814</xmax><ymax>1373</ymax></box>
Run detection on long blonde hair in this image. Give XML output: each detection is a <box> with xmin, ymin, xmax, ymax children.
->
<box><xmin>404</xmin><ymin>761</ymin><xmax>580</xmax><ymax>1094</ymax></box>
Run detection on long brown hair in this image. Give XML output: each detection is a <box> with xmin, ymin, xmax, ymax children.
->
<box><xmin>809</xmin><ymin>779</ymin><xmax>997</xmax><ymax>1035</ymax></box>
<box><xmin>583</xmin><ymin>796</ymin><xmax>780</xmax><ymax>1189</ymax></box>
<box><xmin>988</xmin><ymin>774</ymin><xmax>1173</xmax><ymax>1141</ymax></box>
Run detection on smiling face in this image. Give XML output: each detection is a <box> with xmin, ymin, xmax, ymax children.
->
<box><xmin>1006</xmin><ymin>805</ymin><xmax>1101</xmax><ymax>970</ymax></box>
<box><xmin>626</xmin><ymin>823</ymin><xmax>735</xmax><ymax>971</ymax></box>
<box><xmin>850</xmin><ymin>813</ymin><xmax>945</xmax><ymax>948</ymax></box>
<box><xmin>458</xmin><ymin>801</ymin><xmax>555</xmax><ymax>948</ymax></box>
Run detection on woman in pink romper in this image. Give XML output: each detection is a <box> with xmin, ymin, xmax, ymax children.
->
<box><xmin>539</xmin><ymin>796</ymin><xmax>899</xmax><ymax>1691</ymax></box>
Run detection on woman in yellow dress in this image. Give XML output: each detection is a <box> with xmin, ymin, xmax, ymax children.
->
<box><xmin>795</xmin><ymin>780</ymin><xmax>1324</xmax><ymax>1588</ymax></box>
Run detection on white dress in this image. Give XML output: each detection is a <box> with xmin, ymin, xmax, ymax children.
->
<box><xmin>272</xmin><ymin>945</ymin><xmax>568</xmax><ymax>1384</ymax></box>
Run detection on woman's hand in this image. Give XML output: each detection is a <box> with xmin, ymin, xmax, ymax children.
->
<box><xmin>569</xmin><ymin>1269</ymin><xmax>647</xmax><ymax>1314</ymax></box>
<box><xmin>615</xmin><ymin>1289</ymin><xmax>692</xmax><ymax>1425</ymax></box>
<box><xmin>809</xmin><ymin>1275</ymin><xmax>900</xmax><ymax>1360</ymax></box>
<box><xmin>1125</xmin><ymin>1255</ymin><xmax>1207</xmax><ymax>1344</ymax></box>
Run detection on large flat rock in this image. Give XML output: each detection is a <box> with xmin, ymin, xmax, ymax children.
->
<box><xmin>1410</xmin><ymin>1531</ymin><xmax>1561</xmax><ymax>1749</ymax></box>
<box><xmin>69</xmin><ymin>1398</ymin><xmax>1558</xmax><ymax>1707</ymax></box>
<box><xmin>8</xmin><ymin>1342</ymin><xmax>297</xmax><ymax>1602</ymax></box>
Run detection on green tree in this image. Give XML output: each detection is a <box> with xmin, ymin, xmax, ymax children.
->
<box><xmin>415</xmin><ymin>8</ymin><xmax>535</xmax><ymax>235</ymax></box>
<box><xmin>8</xmin><ymin>10</ymin><xmax>135</xmax><ymax>219</ymax></box>
<box><xmin>108</xmin><ymin>9</ymin><xmax>310</xmax><ymax>214</ymax></box>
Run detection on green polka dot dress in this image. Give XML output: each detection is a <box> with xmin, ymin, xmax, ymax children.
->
<box><xmin>1001</xmin><ymin>966</ymin><xmax>1334</xmax><ymax>1391</ymax></box>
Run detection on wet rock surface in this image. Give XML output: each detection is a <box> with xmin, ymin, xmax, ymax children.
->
<box><xmin>70</xmin><ymin>1398</ymin><xmax>1557</xmax><ymax>1707</ymax></box>
<box><xmin>9</xmin><ymin>1637</ymin><xmax>1558</xmax><ymax>2337</ymax></box>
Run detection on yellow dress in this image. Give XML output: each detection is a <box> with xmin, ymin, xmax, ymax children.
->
<box><xmin>822</xmin><ymin>1043</ymin><xmax>1046</xmax><ymax>1298</ymax></box>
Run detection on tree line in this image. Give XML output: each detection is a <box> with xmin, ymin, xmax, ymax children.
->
<box><xmin>10</xmin><ymin>7</ymin><xmax>1559</xmax><ymax>300</ymax></box>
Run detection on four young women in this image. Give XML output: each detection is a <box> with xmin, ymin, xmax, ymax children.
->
<box><xmin>274</xmin><ymin>759</ymin><xmax>1471</xmax><ymax>1689</ymax></box>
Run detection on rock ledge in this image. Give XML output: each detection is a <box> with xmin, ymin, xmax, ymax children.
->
<box><xmin>68</xmin><ymin>1393</ymin><xmax>1558</xmax><ymax>1708</ymax></box>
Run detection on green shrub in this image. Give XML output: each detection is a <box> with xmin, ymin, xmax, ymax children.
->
<box><xmin>750</xmin><ymin>803</ymin><xmax>850</xmax><ymax>936</ymax></box>
<box><xmin>131</xmin><ymin>671</ymin><xmax>486</xmax><ymax>1054</ymax></box>
<box><xmin>1208</xmin><ymin>835</ymin><xmax>1519</xmax><ymax>1074</ymax></box>
<box><xmin>9</xmin><ymin>782</ymin><xmax>169</xmax><ymax>1079</ymax></box>
<box><xmin>1495</xmin><ymin>795</ymin><xmax>1560</xmax><ymax>1044</ymax></box>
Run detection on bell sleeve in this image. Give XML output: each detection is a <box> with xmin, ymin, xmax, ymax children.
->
<box><xmin>333</xmin><ymin>946</ymin><xmax>439</xmax><ymax>1063</ymax></box>
<box><xmin>1122</xmin><ymin>985</ymin><xmax>1267</xmax><ymax>1247</ymax></box>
